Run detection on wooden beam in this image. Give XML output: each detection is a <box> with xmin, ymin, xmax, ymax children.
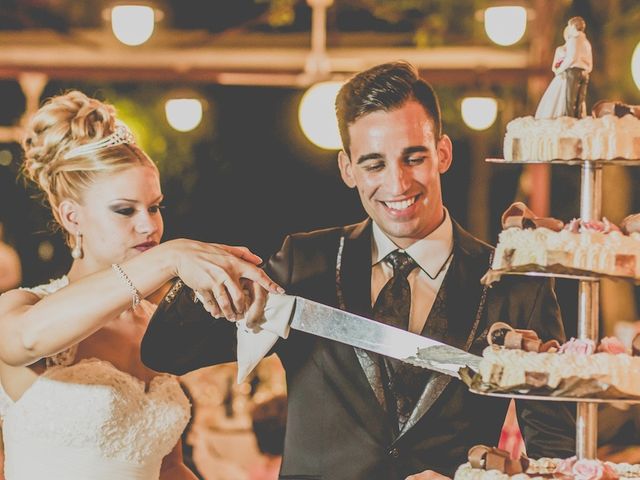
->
<box><xmin>0</xmin><ymin>29</ymin><xmax>542</xmax><ymax>86</ymax></box>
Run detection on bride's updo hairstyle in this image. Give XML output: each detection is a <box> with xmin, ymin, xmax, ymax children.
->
<box><xmin>21</xmin><ymin>90</ymin><xmax>156</xmax><ymax>245</ymax></box>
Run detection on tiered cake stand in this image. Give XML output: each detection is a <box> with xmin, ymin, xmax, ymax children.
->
<box><xmin>482</xmin><ymin>157</ymin><xmax>640</xmax><ymax>459</ymax></box>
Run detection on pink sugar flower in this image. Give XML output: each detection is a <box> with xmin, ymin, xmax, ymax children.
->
<box><xmin>555</xmin><ymin>456</ymin><xmax>577</xmax><ymax>478</ymax></box>
<box><xmin>572</xmin><ymin>459</ymin><xmax>618</xmax><ymax>480</ymax></box>
<box><xmin>597</xmin><ymin>337</ymin><xmax>627</xmax><ymax>355</ymax></box>
<box><xmin>572</xmin><ymin>459</ymin><xmax>604</xmax><ymax>480</ymax></box>
<box><xmin>564</xmin><ymin>219</ymin><xmax>581</xmax><ymax>233</ymax></box>
<box><xmin>559</xmin><ymin>338</ymin><xmax>596</xmax><ymax>355</ymax></box>
<box><xmin>553</xmin><ymin>457</ymin><xmax>618</xmax><ymax>480</ymax></box>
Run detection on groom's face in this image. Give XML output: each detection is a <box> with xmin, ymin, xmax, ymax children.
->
<box><xmin>338</xmin><ymin>100</ymin><xmax>452</xmax><ymax>249</ymax></box>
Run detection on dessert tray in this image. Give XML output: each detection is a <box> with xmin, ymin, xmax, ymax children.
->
<box><xmin>486</xmin><ymin>157</ymin><xmax>640</xmax><ymax>166</ymax></box>
<box><xmin>460</xmin><ymin>367</ymin><xmax>640</xmax><ymax>404</ymax></box>
<box><xmin>481</xmin><ymin>264</ymin><xmax>640</xmax><ymax>286</ymax></box>
<box><xmin>467</xmin><ymin>388</ymin><xmax>640</xmax><ymax>404</ymax></box>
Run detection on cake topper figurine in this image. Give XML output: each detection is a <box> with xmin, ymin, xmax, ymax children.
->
<box><xmin>535</xmin><ymin>16</ymin><xmax>592</xmax><ymax>119</ymax></box>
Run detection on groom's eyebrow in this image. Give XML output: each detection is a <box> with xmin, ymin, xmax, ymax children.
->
<box><xmin>357</xmin><ymin>153</ymin><xmax>384</xmax><ymax>164</ymax></box>
<box><xmin>402</xmin><ymin>146</ymin><xmax>428</xmax><ymax>156</ymax></box>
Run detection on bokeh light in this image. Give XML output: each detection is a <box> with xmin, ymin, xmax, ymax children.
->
<box><xmin>461</xmin><ymin>97</ymin><xmax>498</xmax><ymax>130</ymax></box>
<box><xmin>111</xmin><ymin>5</ymin><xmax>156</xmax><ymax>46</ymax></box>
<box><xmin>484</xmin><ymin>6</ymin><xmax>527</xmax><ymax>46</ymax></box>
<box><xmin>298</xmin><ymin>81</ymin><xmax>343</xmax><ymax>150</ymax></box>
<box><xmin>165</xmin><ymin>98</ymin><xmax>204</xmax><ymax>132</ymax></box>
<box><xmin>631</xmin><ymin>41</ymin><xmax>640</xmax><ymax>91</ymax></box>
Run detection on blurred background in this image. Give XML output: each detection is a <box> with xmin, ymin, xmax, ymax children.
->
<box><xmin>2</xmin><ymin>0</ymin><xmax>640</xmax><ymax>477</ymax></box>
<box><xmin>8</xmin><ymin>0</ymin><xmax>640</xmax><ymax>286</ymax></box>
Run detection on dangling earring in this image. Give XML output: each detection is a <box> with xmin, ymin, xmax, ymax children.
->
<box><xmin>71</xmin><ymin>232</ymin><xmax>83</xmax><ymax>259</ymax></box>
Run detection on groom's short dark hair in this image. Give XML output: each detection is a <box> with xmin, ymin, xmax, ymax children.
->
<box><xmin>335</xmin><ymin>61</ymin><xmax>442</xmax><ymax>155</ymax></box>
<box><xmin>569</xmin><ymin>16</ymin><xmax>586</xmax><ymax>32</ymax></box>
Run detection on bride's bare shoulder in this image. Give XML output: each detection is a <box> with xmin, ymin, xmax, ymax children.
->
<box><xmin>0</xmin><ymin>288</ymin><xmax>40</xmax><ymax>317</ymax></box>
<box><xmin>0</xmin><ymin>276</ymin><xmax>68</xmax><ymax>317</ymax></box>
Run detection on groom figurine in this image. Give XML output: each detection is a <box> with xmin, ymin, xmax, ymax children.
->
<box><xmin>142</xmin><ymin>61</ymin><xmax>575</xmax><ymax>480</ymax></box>
<box><xmin>555</xmin><ymin>16</ymin><xmax>593</xmax><ymax>117</ymax></box>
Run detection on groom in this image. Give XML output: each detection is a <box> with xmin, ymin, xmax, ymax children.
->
<box><xmin>142</xmin><ymin>61</ymin><xmax>575</xmax><ymax>480</ymax></box>
<box><xmin>555</xmin><ymin>16</ymin><xmax>592</xmax><ymax>117</ymax></box>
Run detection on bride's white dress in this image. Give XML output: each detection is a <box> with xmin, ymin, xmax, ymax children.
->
<box><xmin>535</xmin><ymin>72</ymin><xmax>568</xmax><ymax>119</ymax></box>
<box><xmin>0</xmin><ymin>277</ymin><xmax>190</xmax><ymax>479</ymax></box>
<box><xmin>535</xmin><ymin>44</ymin><xmax>568</xmax><ymax>119</ymax></box>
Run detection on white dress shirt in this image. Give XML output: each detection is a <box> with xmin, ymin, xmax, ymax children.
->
<box><xmin>371</xmin><ymin>209</ymin><xmax>454</xmax><ymax>334</ymax></box>
<box><xmin>557</xmin><ymin>31</ymin><xmax>592</xmax><ymax>73</ymax></box>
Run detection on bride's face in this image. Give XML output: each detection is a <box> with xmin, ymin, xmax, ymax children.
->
<box><xmin>68</xmin><ymin>165</ymin><xmax>164</xmax><ymax>267</ymax></box>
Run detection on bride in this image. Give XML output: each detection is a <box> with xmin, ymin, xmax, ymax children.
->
<box><xmin>0</xmin><ymin>91</ymin><xmax>282</xmax><ymax>479</ymax></box>
<box><xmin>535</xmin><ymin>27</ymin><xmax>570</xmax><ymax>119</ymax></box>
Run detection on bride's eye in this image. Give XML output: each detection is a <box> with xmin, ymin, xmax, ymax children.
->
<box><xmin>148</xmin><ymin>204</ymin><xmax>165</xmax><ymax>214</ymax></box>
<box><xmin>112</xmin><ymin>207</ymin><xmax>135</xmax><ymax>216</ymax></box>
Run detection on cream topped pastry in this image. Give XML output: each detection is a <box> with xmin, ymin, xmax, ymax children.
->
<box><xmin>503</xmin><ymin>114</ymin><xmax>640</xmax><ymax>162</ymax></box>
<box><xmin>473</xmin><ymin>323</ymin><xmax>640</xmax><ymax>398</ymax></box>
<box><xmin>491</xmin><ymin>203</ymin><xmax>640</xmax><ymax>279</ymax></box>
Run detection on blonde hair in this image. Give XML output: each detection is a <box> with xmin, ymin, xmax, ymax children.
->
<box><xmin>21</xmin><ymin>90</ymin><xmax>157</xmax><ymax>245</ymax></box>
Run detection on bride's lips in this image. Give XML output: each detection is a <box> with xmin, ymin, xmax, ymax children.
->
<box><xmin>134</xmin><ymin>241</ymin><xmax>158</xmax><ymax>252</ymax></box>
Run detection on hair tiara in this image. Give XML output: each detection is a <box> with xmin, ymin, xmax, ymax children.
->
<box><xmin>63</xmin><ymin>121</ymin><xmax>135</xmax><ymax>160</ymax></box>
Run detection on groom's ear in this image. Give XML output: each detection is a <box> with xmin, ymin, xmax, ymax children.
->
<box><xmin>338</xmin><ymin>150</ymin><xmax>357</xmax><ymax>189</ymax></box>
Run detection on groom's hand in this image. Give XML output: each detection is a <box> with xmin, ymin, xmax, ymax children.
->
<box><xmin>239</xmin><ymin>278</ymin><xmax>269</xmax><ymax>327</ymax></box>
<box><xmin>168</xmin><ymin>239</ymin><xmax>283</xmax><ymax>320</ymax></box>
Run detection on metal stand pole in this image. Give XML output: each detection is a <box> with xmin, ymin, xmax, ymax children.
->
<box><xmin>576</xmin><ymin>161</ymin><xmax>602</xmax><ymax>459</ymax></box>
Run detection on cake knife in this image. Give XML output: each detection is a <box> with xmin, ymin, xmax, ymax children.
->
<box><xmin>288</xmin><ymin>296</ymin><xmax>482</xmax><ymax>378</ymax></box>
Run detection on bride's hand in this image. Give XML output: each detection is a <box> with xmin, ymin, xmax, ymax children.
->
<box><xmin>166</xmin><ymin>239</ymin><xmax>283</xmax><ymax>320</ymax></box>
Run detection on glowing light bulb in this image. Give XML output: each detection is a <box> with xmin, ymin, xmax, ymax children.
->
<box><xmin>298</xmin><ymin>81</ymin><xmax>343</xmax><ymax>150</ymax></box>
<box><xmin>111</xmin><ymin>5</ymin><xmax>156</xmax><ymax>46</ymax></box>
<box><xmin>484</xmin><ymin>6</ymin><xmax>527</xmax><ymax>46</ymax></box>
<box><xmin>165</xmin><ymin>99</ymin><xmax>203</xmax><ymax>132</ymax></box>
<box><xmin>632</xmin><ymin>41</ymin><xmax>640</xmax><ymax>91</ymax></box>
<box><xmin>461</xmin><ymin>97</ymin><xmax>498</xmax><ymax>131</ymax></box>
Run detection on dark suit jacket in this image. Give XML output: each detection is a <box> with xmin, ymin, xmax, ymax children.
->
<box><xmin>141</xmin><ymin>219</ymin><xmax>575</xmax><ymax>480</ymax></box>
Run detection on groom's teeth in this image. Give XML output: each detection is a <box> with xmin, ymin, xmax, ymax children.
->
<box><xmin>385</xmin><ymin>197</ymin><xmax>416</xmax><ymax>210</ymax></box>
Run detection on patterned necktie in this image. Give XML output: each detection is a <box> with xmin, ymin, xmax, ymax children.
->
<box><xmin>372</xmin><ymin>250</ymin><xmax>426</xmax><ymax>430</ymax></box>
<box><xmin>373</xmin><ymin>250</ymin><xmax>416</xmax><ymax>330</ymax></box>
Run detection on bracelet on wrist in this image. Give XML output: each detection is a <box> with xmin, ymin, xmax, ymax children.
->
<box><xmin>111</xmin><ymin>263</ymin><xmax>142</xmax><ymax>310</ymax></box>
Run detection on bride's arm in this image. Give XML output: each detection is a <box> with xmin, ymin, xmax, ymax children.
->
<box><xmin>160</xmin><ymin>440</ymin><xmax>198</xmax><ymax>480</ymax></box>
<box><xmin>0</xmin><ymin>239</ymin><xmax>281</xmax><ymax>367</ymax></box>
<box><xmin>551</xmin><ymin>46</ymin><xmax>565</xmax><ymax>74</ymax></box>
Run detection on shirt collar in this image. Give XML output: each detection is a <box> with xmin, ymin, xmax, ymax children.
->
<box><xmin>371</xmin><ymin>209</ymin><xmax>454</xmax><ymax>277</ymax></box>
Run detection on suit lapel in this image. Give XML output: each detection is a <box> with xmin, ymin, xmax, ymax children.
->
<box><xmin>395</xmin><ymin>222</ymin><xmax>491</xmax><ymax>440</ymax></box>
<box><xmin>338</xmin><ymin>220</ymin><xmax>373</xmax><ymax>319</ymax></box>
<box><xmin>331</xmin><ymin>220</ymin><xmax>394</xmax><ymax>441</ymax></box>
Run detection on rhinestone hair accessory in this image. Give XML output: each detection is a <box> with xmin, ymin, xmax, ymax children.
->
<box><xmin>63</xmin><ymin>121</ymin><xmax>135</xmax><ymax>160</ymax></box>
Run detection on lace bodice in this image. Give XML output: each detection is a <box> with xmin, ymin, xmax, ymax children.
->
<box><xmin>2</xmin><ymin>360</ymin><xmax>189</xmax><ymax>479</ymax></box>
<box><xmin>0</xmin><ymin>278</ymin><xmax>191</xmax><ymax>479</ymax></box>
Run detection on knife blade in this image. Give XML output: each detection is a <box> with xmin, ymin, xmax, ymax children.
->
<box><xmin>289</xmin><ymin>296</ymin><xmax>481</xmax><ymax>378</ymax></box>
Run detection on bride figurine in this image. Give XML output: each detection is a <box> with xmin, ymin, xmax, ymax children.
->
<box><xmin>0</xmin><ymin>91</ymin><xmax>281</xmax><ymax>479</ymax></box>
<box><xmin>535</xmin><ymin>26</ymin><xmax>570</xmax><ymax>119</ymax></box>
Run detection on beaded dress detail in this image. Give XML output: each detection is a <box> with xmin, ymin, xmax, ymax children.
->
<box><xmin>0</xmin><ymin>277</ymin><xmax>190</xmax><ymax>479</ymax></box>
